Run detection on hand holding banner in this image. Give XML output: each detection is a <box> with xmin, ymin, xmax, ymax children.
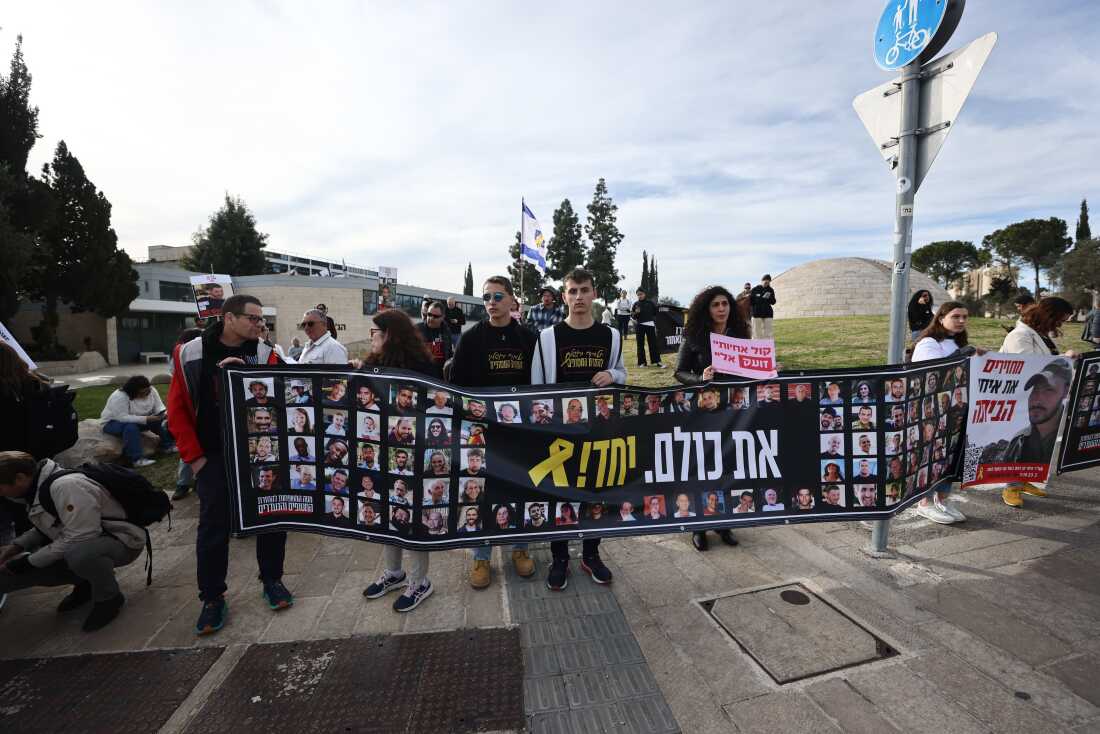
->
<box><xmin>710</xmin><ymin>334</ymin><xmax>778</xmax><ymax>379</ymax></box>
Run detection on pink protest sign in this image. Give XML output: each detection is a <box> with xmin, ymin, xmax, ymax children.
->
<box><xmin>709</xmin><ymin>334</ymin><xmax>778</xmax><ymax>379</ymax></box>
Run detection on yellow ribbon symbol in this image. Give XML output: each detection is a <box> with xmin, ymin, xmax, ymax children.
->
<box><xmin>528</xmin><ymin>438</ymin><xmax>574</xmax><ymax>488</ymax></box>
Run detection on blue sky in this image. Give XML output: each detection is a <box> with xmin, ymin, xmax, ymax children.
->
<box><xmin>6</xmin><ymin>1</ymin><xmax>1098</xmax><ymax>302</ymax></box>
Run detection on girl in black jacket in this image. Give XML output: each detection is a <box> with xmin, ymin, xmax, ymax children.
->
<box><xmin>907</xmin><ymin>291</ymin><xmax>934</xmax><ymax>343</ymax></box>
<box><xmin>674</xmin><ymin>285</ymin><xmax>751</xmax><ymax>552</ymax></box>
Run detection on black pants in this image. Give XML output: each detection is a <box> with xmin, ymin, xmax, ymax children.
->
<box><xmin>616</xmin><ymin>314</ymin><xmax>630</xmax><ymax>338</ymax></box>
<box><xmin>196</xmin><ymin>453</ymin><xmax>286</xmax><ymax>601</ymax></box>
<box><xmin>550</xmin><ymin>538</ymin><xmax>601</xmax><ymax>561</ymax></box>
<box><xmin>635</xmin><ymin>324</ymin><xmax>662</xmax><ymax>366</ymax></box>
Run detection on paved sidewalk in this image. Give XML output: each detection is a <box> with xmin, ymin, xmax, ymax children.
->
<box><xmin>2</xmin><ymin>466</ymin><xmax>1100</xmax><ymax>733</ymax></box>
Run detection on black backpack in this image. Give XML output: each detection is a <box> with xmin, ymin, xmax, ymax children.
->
<box><xmin>26</xmin><ymin>384</ymin><xmax>79</xmax><ymax>460</ymax></box>
<box><xmin>36</xmin><ymin>462</ymin><xmax>172</xmax><ymax>585</ymax></box>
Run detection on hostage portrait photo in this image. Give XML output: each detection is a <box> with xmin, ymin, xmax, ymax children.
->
<box><xmin>190</xmin><ymin>274</ymin><xmax>233</xmax><ymax>319</ymax></box>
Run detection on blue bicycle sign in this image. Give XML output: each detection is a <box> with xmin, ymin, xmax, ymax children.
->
<box><xmin>874</xmin><ymin>0</ymin><xmax>951</xmax><ymax>71</ymax></box>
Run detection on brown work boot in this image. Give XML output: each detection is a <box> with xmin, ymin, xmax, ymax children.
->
<box><xmin>1019</xmin><ymin>482</ymin><xmax>1047</xmax><ymax>497</ymax></box>
<box><xmin>469</xmin><ymin>559</ymin><xmax>491</xmax><ymax>589</ymax></box>
<box><xmin>512</xmin><ymin>549</ymin><xmax>536</xmax><ymax>578</ymax></box>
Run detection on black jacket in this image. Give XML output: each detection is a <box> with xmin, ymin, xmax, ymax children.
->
<box><xmin>907</xmin><ymin>292</ymin><xmax>934</xmax><ymax>332</ymax></box>
<box><xmin>749</xmin><ymin>285</ymin><xmax>776</xmax><ymax>318</ymax></box>
<box><xmin>632</xmin><ymin>299</ymin><xmax>658</xmax><ymax>323</ymax></box>
<box><xmin>675</xmin><ymin>325</ymin><xmax>744</xmax><ymax>385</ymax></box>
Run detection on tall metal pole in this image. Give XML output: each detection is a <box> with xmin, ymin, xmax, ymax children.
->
<box><xmin>870</xmin><ymin>58</ymin><xmax>922</xmax><ymax>554</ymax></box>
<box><xmin>519</xmin><ymin>198</ymin><xmax>525</xmax><ymax>314</ymax></box>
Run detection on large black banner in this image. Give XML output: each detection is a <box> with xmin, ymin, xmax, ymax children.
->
<box><xmin>1058</xmin><ymin>351</ymin><xmax>1100</xmax><ymax>474</ymax></box>
<box><xmin>223</xmin><ymin>353</ymin><xmax>970</xmax><ymax>549</ymax></box>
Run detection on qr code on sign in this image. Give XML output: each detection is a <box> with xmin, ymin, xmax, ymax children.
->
<box><xmin>962</xmin><ymin>442</ymin><xmax>982</xmax><ymax>483</ymax></box>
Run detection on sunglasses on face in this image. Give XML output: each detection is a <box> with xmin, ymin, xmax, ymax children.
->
<box><xmin>299</xmin><ymin>320</ymin><xmax>320</xmax><ymax>328</ymax></box>
<box><xmin>482</xmin><ymin>292</ymin><xmax>506</xmax><ymax>302</ymax></box>
<box><xmin>427</xmin><ymin>312</ymin><xmax>443</xmax><ymax>319</ymax></box>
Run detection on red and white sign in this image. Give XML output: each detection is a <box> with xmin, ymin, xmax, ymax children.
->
<box><xmin>709</xmin><ymin>334</ymin><xmax>777</xmax><ymax>379</ymax></box>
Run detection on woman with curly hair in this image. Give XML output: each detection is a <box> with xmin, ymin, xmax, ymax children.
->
<box><xmin>674</xmin><ymin>285</ymin><xmax>751</xmax><ymax>552</ymax></box>
<box><xmin>361</xmin><ymin>309</ymin><xmax>437</xmax><ymax>613</ymax></box>
<box><xmin>425</xmin><ymin>418</ymin><xmax>451</xmax><ymax>447</ymax></box>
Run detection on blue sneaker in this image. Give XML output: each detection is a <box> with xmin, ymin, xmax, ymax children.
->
<box><xmin>393</xmin><ymin>579</ymin><xmax>433</xmax><ymax>613</ymax></box>
<box><xmin>262</xmin><ymin>580</ymin><xmax>294</xmax><ymax>610</ymax></box>
<box><xmin>195</xmin><ymin>597</ymin><xmax>227</xmax><ymax>636</ymax></box>
<box><xmin>363</xmin><ymin>570</ymin><xmax>407</xmax><ymax>599</ymax></box>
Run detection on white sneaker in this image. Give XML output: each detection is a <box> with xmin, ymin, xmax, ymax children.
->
<box><xmin>915</xmin><ymin>501</ymin><xmax>956</xmax><ymax>525</ymax></box>
<box><xmin>133</xmin><ymin>458</ymin><xmax>156</xmax><ymax>468</ymax></box>
<box><xmin>936</xmin><ymin>498</ymin><xmax>966</xmax><ymax>522</ymax></box>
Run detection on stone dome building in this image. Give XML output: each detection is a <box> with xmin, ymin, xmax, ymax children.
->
<box><xmin>769</xmin><ymin>257</ymin><xmax>951</xmax><ymax>319</ymax></box>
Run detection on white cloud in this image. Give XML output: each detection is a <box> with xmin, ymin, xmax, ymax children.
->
<box><xmin>6</xmin><ymin>1</ymin><xmax>1098</xmax><ymax>301</ymax></box>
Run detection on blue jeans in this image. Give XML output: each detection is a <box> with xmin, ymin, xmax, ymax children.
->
<box><xmin>474</xmin><ymin>543</ymin><xmax>527</xmax><ymax>561</ymax></box>
<box><xmin>177</xmin><ymin>459</ymin><xmax>194</xmax><ymax>489</ymax></box>
<box><xmin>102</xmin><ymin>419</ymin><xmax>174</xmax><ymax>462</ymax></box>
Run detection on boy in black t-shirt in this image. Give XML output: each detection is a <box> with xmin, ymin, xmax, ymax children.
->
<box><xmin>452</xmin><ymin>276</ymin><xmax>538</xmax><ymax>589</ymax></box>
<box><xmin>533</xmin><ymin>268</ymin><xmax>626</xmax><ymax>590</ymax></box>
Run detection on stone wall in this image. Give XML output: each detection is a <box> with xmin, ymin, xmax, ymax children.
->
<box><xmin>8</xmin><ymin>305</ymin><xmax>109</xmax><ymax>359</ymax></box>
<box><xmin>235</xmin><ymin>284</ymin><xmax>375</xmax><ymax>351</ymax></box>
<box><xmin>770</xmin><ymin>258</ymin><xmax>952</xmax><ymax>319</ymax></box>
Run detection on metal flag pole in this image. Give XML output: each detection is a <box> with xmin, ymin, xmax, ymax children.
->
<box><xmin>871</xmin><ymin>56</ymin><xmax>922</xmax><ymax>554</ymax></box>
<box><xmin>519</xmin><ymin>198</ymin><xmax>525</xmax><ymax>313</ymax></box>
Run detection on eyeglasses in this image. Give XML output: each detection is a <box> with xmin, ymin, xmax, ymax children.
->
<box><xmin>370</xmin><ymin>328</ymin><xmax>382</xmax><ymax>337</ymax></box>
<box><xmin>427</xmin><ymin>312</ymin><xmax>443</xmax><ymax>319</ymax></box>
<box><xmin>482</xmin><ymin>292</ymin><xmax>506</xmax><ymax>302</ymax></box>
<box><xmin>233</xmin><ymin>314</ymin><xmax>264</xmax><ymax>324</ymax></box>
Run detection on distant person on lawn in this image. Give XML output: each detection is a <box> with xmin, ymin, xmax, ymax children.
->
<box><xmin>100</xmin><ymin>375</ymin><xmax>176</xmax><ymax>468</ymax></box>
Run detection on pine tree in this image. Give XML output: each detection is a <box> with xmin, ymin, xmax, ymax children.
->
<box><xmin>546</xmin><ymin>198</ymin><xmax>585</xmax><ymax>281</ymax></box>
<box><xmin>182</xmin><ymin>194</ymin><xmax>269</xmax><ymax>275</ymax></box>
<box><xmin>0</xmin><ymin>36</ymin><xmax>39</xmax><ymax>174</ymax></box>
<box><xmin>0</xmin><ymin>35</ymin><xmax>44</xmax><ymax>321</ymax></box>
<box><xmin>639</xmin><ymin>251</ymin><xmax>649</xmax><ymax>294</ymax></box>
<box><xmin>463</xmin><ymin>263</ymin><xmax>474</xmax><ymax>296</ymax></box>
<box><xmin>651</xmin><ymin>258</ymin><xmax>660</xmax><ymax>302</ymax></box>
<box><xmin>508</xmin><ymin>231</ymin><xmax>544</xmax><ymax>305</ymax></box>
<box><xmin>583</xmin><ymin>178</ymin><xmax>623</xmax><ymax>304</ymax></box>
<box><xmin>25</xmin><ymin>141</ymin><xmax>138</xmax><ymax>356</ymax></box>
<box><xmin>1077</xmin><ymin>199</ymin><xmax>1092</xmax><ymax>244</ymax></box>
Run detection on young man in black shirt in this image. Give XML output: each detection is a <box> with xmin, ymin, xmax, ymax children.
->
<box><xmin>451</xmin><ymin>276</ymin><xmax>537</xmax><ymax>589</ymax></box>
<box><xmin>533</xmin><ymin>268</ymin><xmax>626</xmax><ymax>590</ymax></box>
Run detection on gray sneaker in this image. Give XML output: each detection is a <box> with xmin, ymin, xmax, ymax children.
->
<box><xmin>915</xmin><ymin>501</ymin><xmax>956</xmax><ymax>525</ymax></box>
<box><xmin>937</xmin><ymin>498</ymin><xmax>966</xmax><ymax>522</ymax></box>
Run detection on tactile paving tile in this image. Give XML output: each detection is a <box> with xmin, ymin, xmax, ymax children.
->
<box><xmin>0</xmin><ymin>647</ymin><xmax>224</xmax><ymax>734</ymax></box>
<box><xmin>184</xmin><ymin>628</ymin><xmax>524</xmax><ymax>733</ymax></box>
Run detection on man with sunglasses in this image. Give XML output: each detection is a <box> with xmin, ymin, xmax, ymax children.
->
<box><xmin>533</xmin><ymin>268</ymin><xmax>626</xmax><ymax>591</ymax></box>
<box><xmin>167</xmin><ymin>295</ymin><xmax>294</xmax><ymax>636</ymax></box>
<box><xmin>415</xmin><ymin>300</ymin><xmax>453</xmax><ymax>377</ymax></box>
<box><xmin>298</xmin><ymin>308</ymin><xmax>348</xmax><ymax>365</ymax></box>
<box><xmin>451</xmin><ymin>276</ymin><xmax>537</xmax><ymax>589</ymax></box>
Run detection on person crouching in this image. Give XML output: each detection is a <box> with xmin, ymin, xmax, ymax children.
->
<box><xmin>0</xmin><ymin>451</ymin><xmax>145</xmax><ymax>631</ymax></box>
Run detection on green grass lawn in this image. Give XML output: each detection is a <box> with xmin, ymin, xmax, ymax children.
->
<box><xmin>620</xmin><ymin>315</ymin><xmax>1089</xmax><ymax>389</ymax></box>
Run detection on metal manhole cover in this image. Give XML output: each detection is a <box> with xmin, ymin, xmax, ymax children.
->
<box><xmin>707</xmin><ymin>584</ymin><xmax>896</xmax><ymax>684</ymax></box>
<box><xmin>185</xmin><ymin>628</ymin><xmax>524</xmax><ymax>733</ymax></box>
<box><xmin>0</xmin><ymin>647</ymin><xmax>224</xmax><ymax>734</ymax></box>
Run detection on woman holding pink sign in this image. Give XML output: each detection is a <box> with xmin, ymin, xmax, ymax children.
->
<box><xmin>674</xmin><ymin>285</ymin><xmax>751</xmax><ymax>552</ymax></box>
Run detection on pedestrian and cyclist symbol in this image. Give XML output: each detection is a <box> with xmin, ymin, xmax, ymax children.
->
<box><xmin>874</xmin><ymin>0</ymin><xmax>951</xmax><ymax>71</ymax></box>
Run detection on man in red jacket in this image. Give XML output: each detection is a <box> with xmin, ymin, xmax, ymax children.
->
<box><xmin>168</xmin><ymin>295</ymin><xmax>293</xmax><ymax>636</ymax></box>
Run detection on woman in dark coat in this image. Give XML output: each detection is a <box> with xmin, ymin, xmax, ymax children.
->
<box><xmin>674</xmin><ymin>285</ymin><xmax>751</xmax><ymax>552</ymax></box>
<box><xmin>907</xmin><ymin>290</ymin><xmax>934</xmax><ymax>343</ymax></box>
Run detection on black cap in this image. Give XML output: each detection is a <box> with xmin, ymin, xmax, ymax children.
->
<box><xmin>1024</xmin><ymin>359</ymin><xmax>1073</xmax><ymax>390</ymax></box>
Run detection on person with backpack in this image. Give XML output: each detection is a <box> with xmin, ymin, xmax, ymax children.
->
<box><xmin>100</xmin><ymin>375</ymin><xmax>176</xmax><ymax>468</ymax></box>
<box><xmin>168</xmin><ymin>294</ymin><xmax>294</xmax><ymax>635</ymax></box>
<box><xmin>0</xmin><ymin>451</ymin><xmax>147</xmax><ymax>631</ymax></box>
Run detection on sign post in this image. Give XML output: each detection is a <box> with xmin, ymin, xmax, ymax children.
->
<box><xmin>855</xmin><ymin>0</ymin><xmax>993</xmax><ymax>554</ymax></box>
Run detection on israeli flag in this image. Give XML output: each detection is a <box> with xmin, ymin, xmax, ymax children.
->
<box><xmin>521</xmin><ymin>201</ymin><xmax>548</xmax><ymax>274</ymax></box>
